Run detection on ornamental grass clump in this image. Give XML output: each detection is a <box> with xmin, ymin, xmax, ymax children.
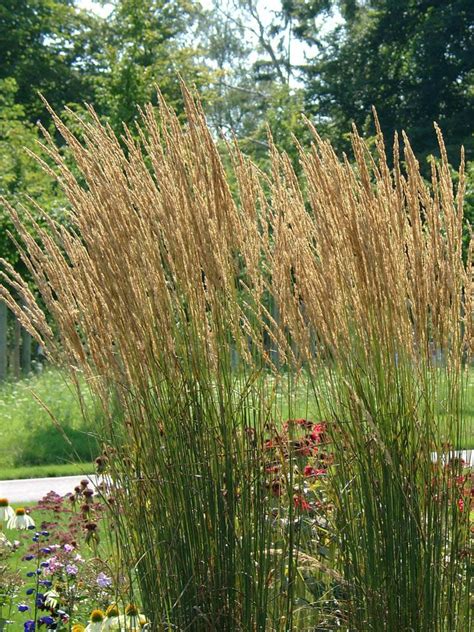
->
<box><xmin>0</xmin><ymin>87</ymin><xmax>319</xmax><ymax>630</ymax></box>
<box><xmin>1</xmin><ymin>85</ymin><xmax>471</xmax><ymax>630</ymax></box>
<box><xmin>265</xmin><ymin>115</ymin><xmax>473</xmax><ymax>630</ymax></box>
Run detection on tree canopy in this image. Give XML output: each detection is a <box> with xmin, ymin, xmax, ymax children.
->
<box><xmin>287</xmin><ymin>0</ymin><xmax>474</xmax><ymax>162</ymax></box>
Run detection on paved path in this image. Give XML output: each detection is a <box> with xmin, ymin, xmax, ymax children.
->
<box><xmin>0</xmin><ymin>450</ymin><xmax>472</xmax><ymax>504</ymax></box>
<box><xmin>0</xmin><ymin>474</ymin><xmax>98</xmax><ymax>504</ymax></box>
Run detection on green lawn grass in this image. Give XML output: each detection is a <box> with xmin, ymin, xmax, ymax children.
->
<box><xmin>272</xmin><ymin>369</ymin><xmax>474</xmax><ymax>449</ymax></box>
<box><xmin>0</xmin><ymin>462</ymin><xmax>94</xmax><ymax>481</ymax></box>
<box><xmin>0</xmin><ymin>369</ymin><xmax>101</xmax><ymax>470</ymax></box>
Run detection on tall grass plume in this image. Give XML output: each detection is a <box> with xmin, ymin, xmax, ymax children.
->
<box><xmin>1</xmin><ymin>86</ymin><xmax>471</xmax><ymax>630</ymax></box>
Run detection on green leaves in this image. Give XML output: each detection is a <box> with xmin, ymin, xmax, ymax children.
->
<box><xmin>0</xmin><ymin>0</ymin><xmax>103</xmax><ymax>124</ymax></box>
<box><xmin>288</xmin><ymin>1</ymin><xmax>474</xmax><ymax>164</ymax></box>
<box><xmin>0</xmin><ymin>78</ymin><xmax>62</xmax><ymax>267</ymax></box>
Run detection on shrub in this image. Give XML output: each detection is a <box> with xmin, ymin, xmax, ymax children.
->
<box><xmin>16</xmin><ymin>422</ymin><xmax>99</xmax><ymax>466</ymax></box>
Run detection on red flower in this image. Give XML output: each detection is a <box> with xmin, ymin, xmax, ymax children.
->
<box><xmin>458</xmin><ymin>498</ymin><xmax>464</xmax><ymax>512</ymax></box>
<box><xmin>294</xmin><ymin>440</ymin><xmax>313</xmax><ymax>457</ymax></box>
<box><xmin>265</xmin><ymin>464</ymin><xmax>280</xmax><ymax>474</ymax></box>
<box><xmin>270</xmin><ymin>480</ymin><xmax>283</xmax><ymax>496</ymax></box>
<box><xmin>303</xmin><ymin>465</ymin><xmax>326</xmax><ymax>478</ymax></box>
<box><xmin>295</xmin><ymin>418</ymin><xmax>314</xmax><ymax>430</ymax></box>
<box><xmin>293</xmin><ymin>494</ymin><xmax>311</xmax><ymax>511</ymax></box>
<box><xmin>283</xmin><ymin>418</ymin><xmax>315</xmax><ymax>434</ymax></box>
<box><xmin>309</xmin><ymin>423</ymin><xmax>327</xmax><ymax>443</ymax></box>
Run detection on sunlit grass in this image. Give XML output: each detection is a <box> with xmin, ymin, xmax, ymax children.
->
<box><xmin>0</xmin><ymin>369</ymin><xmax>101</xmax><ymax>469</ymax></box>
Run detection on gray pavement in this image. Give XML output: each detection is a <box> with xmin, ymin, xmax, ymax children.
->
<box><xmin>0</xmin><ymin>474</ymin><xmax>99</xmax><ymax>503</ymax></box>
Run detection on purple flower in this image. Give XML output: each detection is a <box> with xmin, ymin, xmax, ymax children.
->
<box><xmin>24</xmin><ymin>555</ymin><xmax>35</xmax><ymax>561</ymax></box>
<box><xmin>96</xmin><ymin>571</ymin><xmax>112</xmax><ymax>588</ymax></box>
<box><xmin>26</xmin><ymin>588</ymin><xmax>35</xmax><ymax>595</ymax></box>
<box><xmin>38</xmin><ymin>615</ymin><xmax>55</xmax><ymax>626</ymax></box>
<box><xmin>43</xmin><ymin>556</ymin><xmax>62</xmax><ymax>574</ymax></box>
<box><xmin>24</xmin><ymin>620</ymin><xmax>35</xmax><ymax>631</ymax></box>
<box><xmin>18</xmin><ymin>604</ymin><xmax>29</xmax><ymax>612</ymax></box>
<box><xmin>63</xmin><ymin>543</ymin><xmax>74</xmax><ymax>552</ymax></box>
<box><xmin>40</xmin><ymin>547</ymin><xmax>51</xmax><ymax>554</ymax></box>
<box><xmin>65</xmin><ymin>564</ymin><xmax>78</xmax><ymax>576</ymax></box>
<box><xmin>39</xmin><ymin>579</ymin><xmax>52</xmax><ymax>588</ymax></box>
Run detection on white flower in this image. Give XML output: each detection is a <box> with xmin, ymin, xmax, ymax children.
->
<box><xmin>0</xmin><ymin>499</ymin><xmax>15</xmax><ymax>523</ymax></box>
<box><xmin>7</xmin><ymin>508</ymin><xmax>35</xmax><ymax>530</ymax></box>
<box><xmin>102</xmin><ymin>605</ymin><xmax>120</xmax><ymax>630</ymax></box>
<box><xmin>118</xmin><ymin>613</ymin><xmax>149</xmax><ymax>630</ymax></box>
<box><xmin>85</xmin><ymin>610</ymin><xmax>105</xmax><ymax>632</ymax></box>
<box><xmin>44</xmin><ymin>589</ymin><xmax>59</xmax><ymax>609</ymax></box>
<box><xmin>102</xmin><ymin>618</ymin><xmax>120</xmax><ymax>631</ymax></box>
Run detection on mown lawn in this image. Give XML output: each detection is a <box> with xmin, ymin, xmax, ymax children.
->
<box><xmin>0</xmin><ymin>370</ymin><xmax>101</xmax><ymax>472</ymax></box>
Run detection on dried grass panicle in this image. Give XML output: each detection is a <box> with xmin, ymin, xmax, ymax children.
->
<box><xmin>0</xmin><ymin>87</ymin><xmax>471</xmax><ymax>383</ymax></box>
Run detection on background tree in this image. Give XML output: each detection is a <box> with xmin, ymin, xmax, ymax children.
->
<box><xmin>0</xmin><ymin>0</ymin><xmax>104</xmax><ymax>125</ymax></box>
<box><xmin>287</xmin><ymin>0</ymin><xmax>474</xmax><ymax>163</ymax></box>
<box><xmin>96</xmin><ymin>0</ymin><xmax>214</xmax><ymax>128</ymax></box>
<box><xmin>202</xmin><ymin>0</ymin><xmax>310</xmax><ymax>166</ymax></box>
<box><xmin>0</xmin><ymin>78</ymin><xmax>65</xmax><ymax>268</ymax></box>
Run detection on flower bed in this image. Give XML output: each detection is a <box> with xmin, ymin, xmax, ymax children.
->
<box><xmin>0</xmin><ymin>483</ymin><xmax>148</xmax><ymax>631</ymax></box>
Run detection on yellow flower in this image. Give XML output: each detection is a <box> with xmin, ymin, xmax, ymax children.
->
<box><xmin>90</xmin><ymin>610</ymin><xmax>105</xmax><ymax>623</ymax></box>
<box><xmin>72</xmin><ymin>625</ymin><xmax>85</xmax><ymax>632</ymax></box>
<box><xmin>102</xmin><ymin>604</ymin><xmax>121</xmax><ymax>631</ymax></box>
<box><xmin>125</xmin><ymin>604</ymin><xmax>139</xmax><ymax>617</ymax></box>
<box><xmin>85</xmin><ymin>609</ymin><xmax>105</xmax><ymax>632</ymax></box>
<box><xmin>105</xmin><ymin>605</ymin><xmax>119</xmax><ymax>618</ymax></box>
